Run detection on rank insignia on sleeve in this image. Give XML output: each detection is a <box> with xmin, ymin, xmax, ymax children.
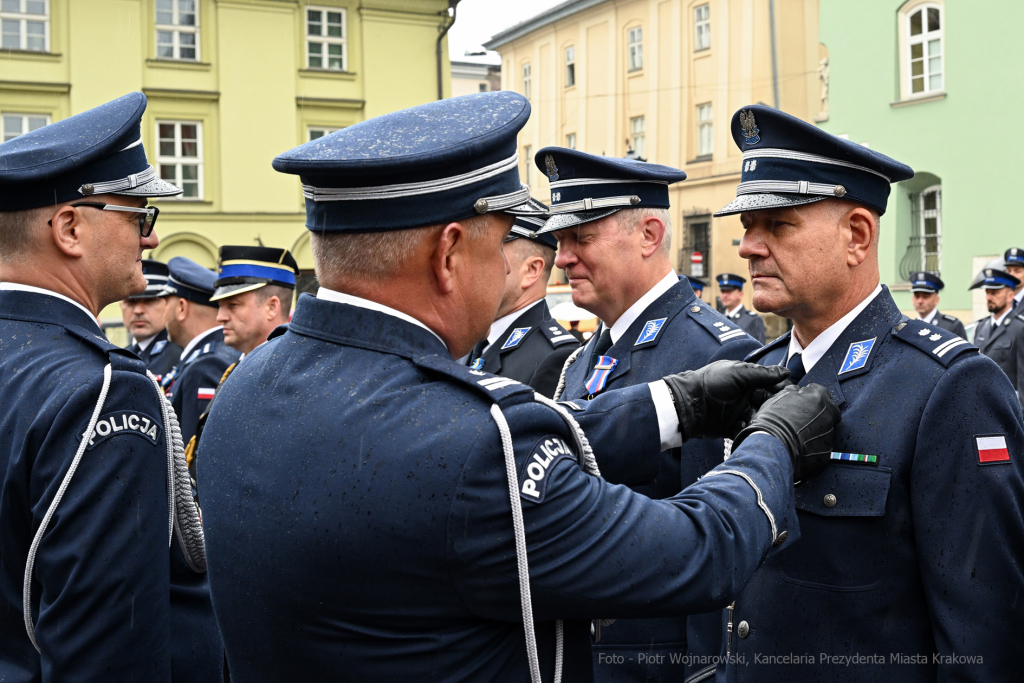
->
<box><xmin>839</xmin><ymin>338</ymin><xmax>876</xmax><ymax>374</ymax></box>
<box><xmin>635</xmin><ymin>318</ymin><xmax>667</xmax><ymax>345</ymax></box>
<box><xmin>501</xmin><ymin>327</ymin><xmax>531</xmax><ymax>350</ymax></box>
<box><xmin>976</xmin><ymin>434</ymin><xmax>1011</xmax><ymax>465</ymax></box>
<box><xmin>830</xmin><ymin>452</ymin><xmax>878</xmax><ymax>465</ymax></box>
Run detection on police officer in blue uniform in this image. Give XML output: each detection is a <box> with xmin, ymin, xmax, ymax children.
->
<box><xmin>713</xmin><ymin>104</ymin><xmax>1024</xmax><ymax>682</ymax></box>
<box><xmin>534</xmin><ymin>147</ymin><xmax>762</xmax><ymax>683</ymax></box>
<box><xmin>716</xmin><ymin>273</ymin><xmax>766</xmax><ymax>344</ymax></box>
<box><xmin>124</xmin><ymin>259</ymin><xmax>183</xmax><ymax>380</ymax></box>
<box><xmin>0</xmin><ymin>93</ymin><xmax>212</xmax><ymax>682</ymax></box>
<box><xmin>970</xmin><ymin>268</ymin><xmax>1024</xmax><ymax>399</ymax></box>
<box><xmin>1002</xmin><ymin>248</ymin><xmax>1024</xmax><ymax>318</ymax></box>
<box><xmin>466</xmin><ymin>209</ymin><xmax>580</xmax><ymax>396</ymax></box>
<box><xmin>687</xmin><ymin>275</ymin><xmax>707</xmax><ymax>299</ymax></box>
<box><xmin>908</xmin><ymin>271</ymin><xmax>966</xmax><ymax>338</ymax></box>
<box><xmin>197</xmin><ymin>91</ymin><xmax>840</xmax><ymax>683</ymax></box>
<box><xmin>162</xmin><ymin>257</ymin><xmax>241</xmax><ymax>448</ymax></box>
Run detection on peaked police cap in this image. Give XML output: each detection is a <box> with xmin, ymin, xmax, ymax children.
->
<box><xmin>505</xmin><ymin>198</ymin><xmax>557</xmax><ymax>250</ymax></box>
<box><xmin>715</xmin><ymin>104</ymin><xmax>914</xmax><ymax>217</ymax></box>
<box><xmin>535</xmin><ymin>147</ymin><xmax>687</xmax><ymax>233</ymax></box>
<box><xmin>716</xmin><ymin>273</ymin><xmax>747</xmax><ymax>290</ymax></box>
<box><xmin>271</xmin><ymin>91</ymin><xmax>544</xmax><ymax>232</ymax></box>
<box><xmin>211</xmin><ymin>246</ymin><xmax>298</xmax><ymax>302</ymax></box>
<box><xmin>128</xmin><ymin>259</ymin><xmax>176</xmax><ymax>299</ymax></box>
<box><xmin>167</xmin><ymin>256</ymin><xmax>218</xmax><ymax>307</ymax></box>
<box><xmin>0</xmin><ymin>92</ymin><xmax>181</xmax><ymax>211</ymax></box>
<box><xmin>908</xmin><ymin>271</ymin><xmax>944</xmax><ymax>293</ymax></box>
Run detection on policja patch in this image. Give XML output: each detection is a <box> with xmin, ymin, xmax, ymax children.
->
<box><xmin>79</xmin><ymin>411</ymin><xmax>162</xmax><ymax>450</ymax></box>
<box><xmin>519</xmin><ymin>436</ymin><xmax>576</xmax><ymax>503</ymax></box>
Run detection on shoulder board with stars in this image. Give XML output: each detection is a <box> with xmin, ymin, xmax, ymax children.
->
<box><xmin>891</xmin><ymin>319</ymin><xmax>978</xmax><ymax>368</ymax></box>
<box><xmin>539</xmin><ymin>322</ymin><xmax>579</xmax><ymax>348</ymax></box>
<box><xmin>412</xmin><ymin>353</ymin><xmax>535</xmax><ymax>408</ymax></box>
<box><xmin>941</xmin><ymin>313</ymin><xmax>960</xmax><ymax>323</ymax></box>
<box><xmin>686</xmin><ymin>302</ymin><xmax>750</xmax><ymax>344</ymax></box>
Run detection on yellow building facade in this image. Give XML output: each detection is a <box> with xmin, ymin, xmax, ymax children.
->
<box><xmin>486</xmin><ymin>0</ymin><xmax>822</xmax><ymax>319</ymax></box>
<box><xmin>1</xmin><ymin>0</ymin><xmax>453</xmax><ymax>326</ymax></box>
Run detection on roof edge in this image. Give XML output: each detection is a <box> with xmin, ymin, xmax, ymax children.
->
<box><xmin>484</xmin><ymin>0</ymin><xmax>609</xmax><ymax>50</ymax></box>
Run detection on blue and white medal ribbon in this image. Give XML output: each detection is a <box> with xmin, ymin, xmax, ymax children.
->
<box><xmin>584</xmin><ymin>356</ymin><xmax>618</xmax><ymax>396</ymax></box>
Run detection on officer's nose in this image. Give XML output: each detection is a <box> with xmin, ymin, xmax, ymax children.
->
<box><xmin>554</xmin><ymin>241</ymin><xmax>575</xmax><ymax>270</ymax></box>
<box><xmin>737</xmin><ymin>227</ymin><xmax>766</xmax><ymax>261</ymax></box>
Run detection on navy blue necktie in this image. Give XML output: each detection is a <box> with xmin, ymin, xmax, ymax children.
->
<box><xmin>786</xmin><ymin>352</ymin><xmax>806</xmax><ymax>384</ymax></box>
<box><xmin>587</xmin><ymin>328</ymin><xmax>613</xmax><ymax>376</ymax></box>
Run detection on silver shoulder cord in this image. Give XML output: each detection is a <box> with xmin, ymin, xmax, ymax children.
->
<box><xmin>488</xmin><ymin>386</ymin><xmax>604</xmax><ymax>683</ymax></box>
<box><xmin>552</xmin><ymin>345</ymin><xmax>586</xmax><ymax>402</ymax></box>
<box><xmin>23</xmin><ymin>366</ymin><xmax>206</xmax><ymax>652</ymax></box>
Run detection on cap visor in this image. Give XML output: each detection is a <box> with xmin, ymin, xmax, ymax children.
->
<box><xmin>210</xmin><ymin>281</ymin><xmax>268</xmax><ymax>302</ymax></box>
<box><xmin>538</xmin><ymin>208</ymin><xmax>623</xmax><ymax>234</ymax></box>
<box><xmin>909</xmin><ymin>286</ymin><xmax>938</xmax><ymax>293</ymax></box>
<box><xmin>128</xmin><ymin>285</ymin><xmax>175</xmax><ymax>299</ymax></box>
<box><xmin>114</xmin><ymin>176</ymin><xmax>183</xmax><ymax>198</ymax></box>
<box><xmin>713</xmin><ymin>193</ymin><xmax>827</xmax><ymax>217</ymax></box>
<box><xmin>502</xmin><ymin>196</ymin><xmax>549</xmax><ymax>217</ymax></box>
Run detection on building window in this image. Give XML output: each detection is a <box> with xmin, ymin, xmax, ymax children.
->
<box><xmin>524</xmin><ymin>145</ymin><xmax>532</xmax><ymax>186</ymax></box>
<box><xmin>900</xmin><ymin>184</ymin><xmax>942</xmax><ymax>279</ymax></box>
<box><xmin>308</xmin><ymin>126</ymin><xmax>340</xmax><ymax>141</ymax></box>
<box><xmin>155</xmin><ymin>0</ymin><xmax>199</xmax><ymax>61</ymax></box>
<box><xmin>566</xmin><ymin>133</ymin><xmax>576</xmax><ymax>150</ymax></box>
<box><xmin>306</xmin><ymin>6</ymin><xmax>346</xmax><ymax>71</ymax></box>
<box><xmin>630</xmin><ymin>116</ymin><xmax>646</xmax><ymax>160</ymax></box>
<box><xmin>907</xmin><ymin>4</ymin><xmax>942</xmax><ymax>95</ymax></box>
<box><xmin>478</xmin><ymin>83</ymin><xmax>488</xmax><ymax>92</ymax></box>
<box><xmin>684</xmin><ymin>214</ymin><xmax>712</xmax><ymax>279</ymax></box>
<box><xmin>627</xmin><ymin>27</ymin><xmax>643</xmax><ymax>72</ymax></box>
<box><xmin>157</xmin><ymin>121</ymin><xmax>202</xmax><ymax>199</ymax></box>
<box><xmin>697</xmin><ymin>102</ymin><xmax>714</xmax><ymax>157</ymax></box>
<box><xmin>1</xmin><ymin>0</ymin><xmax>48</xmax><ymax>52</ymax></box>
<box><xmin>565</xmin><ymin>46</ymin><xmax>575</xmax><ymax>87</ymax></box>
<box><xmin>522</xmin><ymin>63</ymin><xmax>532</xmax><ymax>99</ymax></box>
<box><xmin>2</xmin><ymin>112</ymin><xmax>48</xmax><ymax>141</ymax></box>
<box><xmin>694</xmin><ymin>4</ymin><xmax>710</xmax><ymax>51</ymax></box>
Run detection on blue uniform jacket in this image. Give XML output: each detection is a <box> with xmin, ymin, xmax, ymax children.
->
<box><xmin>559</xmin><ymin>278</ymin><xmax>762</xmax><ymax>683</ymax></box>
<box><xmin>718</xmin><ymin>287</ymin><xmax>1024</xmax><ymax>683</ymax></box>
<box><xmin>198</xmin><ymin>293</ymin><xmax>800</xmax><ymax>683</ymax></box>
<box><xmin>0</xmin><ymin>291</ymin><xmax>172</xmax><ymax>682</ymax></box>
<box><xmin>166</xmin><ymin>327</ymin><xmax>240</xmax><ymax>447</ymax></box>
<box><xmin>129</xmin><ymin>328</ymin><xmax>183</xmax><ymax>383</ymax></box>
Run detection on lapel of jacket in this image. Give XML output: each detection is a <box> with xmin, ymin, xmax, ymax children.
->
<box><xmin>602</xmin><ymin>280</ymin><xmax>694</xmax><ymax>386</ymax></box>
<box><xmin>797</xmin><ymin>288</ymin><xmax>903</xmax><ymax>410</ymax></box>
<box><xmin>481</xmin><ymin>301</ymin><xmax>548</xmax><ymax>374</ymax></box>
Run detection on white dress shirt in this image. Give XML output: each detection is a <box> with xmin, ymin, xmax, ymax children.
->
<box><xmin>0</xmin><ymin>282</ymin><xmax>100</xmax><ymax>331</ymax></box>
<box><xmin>134</xmin><ymin>334</ymin><xmax>156</xmax><ymax>352</ymax></box>
<box><xmin>726</xmin><ymin>304</ymin><xmax>744</xmax><ymax>319</ymax></box>
<box><xmin>483</xmin><ymin>299</ymin><xmax>544</xmax><ymax>354</ymax></box>
<box><xmin>608</xmin><ymin>270</ymin><xmax>679</xmax><ymax>344</ymax></box>
<box><xmin>786</xmin><ymin>285</ymin><xmax>883</xmax><ymax>373</ymax></box>
<box><xmin>179</xmin><ymin>325</ymin><xmax>223</xmax><ymax>361</ymax></box>
<box><xmin>317</xmin><ymin>287</ymin><xmax>448</xmax><ymax>351</ymax></box>
<box><xmin>919</xmin><ymin>307</ymin><xmax>938</xmax><ymax>325</ymax></box>
<box><xmin>989</xmin><ymin>308</ymin><xmax>1012</xmax><ymax>330</ymax></box>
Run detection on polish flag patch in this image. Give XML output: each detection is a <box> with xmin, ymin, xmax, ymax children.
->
<box><xmin>197</xmin><ymin>387</ymin><xmax>216</xmax><ymax>400</ymax></box>
<box><xmin>976</xmin><ymin>435</ymin><xmax>1010</xmax><ymax>465</ymax></box>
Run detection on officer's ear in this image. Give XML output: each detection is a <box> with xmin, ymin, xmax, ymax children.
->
<box><xmin>433</xmin><ymin>221</ymin><xmax>467</xmax><ymax>295</ymax></box>
<box><xmin>48</xmin><ymin>204</ymin><xmax>86</xmax><ymax>259</ymax></box>
<box><xmin>636</xmin><ymin>214</ymin><xmax>667</xmax><ymax>259</ymax></box>
<box><xmin>844</xmin><ymin>206</ymin><xmax>876</xmax><ymax>268</ymax></box>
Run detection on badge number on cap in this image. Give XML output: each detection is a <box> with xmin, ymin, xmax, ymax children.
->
<box><xmin>976</xmin><ymin>434</ymin><xmax>1011</xmax><ymax>465</ymax></box>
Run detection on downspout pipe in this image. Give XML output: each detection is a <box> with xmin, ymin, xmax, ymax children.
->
<box><xmin>768</xmin><ymin>0</ymin><xmax>780</xmax><ymax>109</ymax></box>
<box><xmin>437</xmin><ymin>1</ymin><xmax>460</xmax><ymax>100</ymax></box>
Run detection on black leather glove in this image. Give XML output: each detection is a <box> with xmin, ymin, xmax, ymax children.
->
<box><xmin>732</xmin><ymin>384</ymin><xmax>841</xmax><ymax>482</ymax></box>
<box><xmin>662</xmin><ymin>360</ymin><xmax>791</xmax><ymax>441</ymax></box>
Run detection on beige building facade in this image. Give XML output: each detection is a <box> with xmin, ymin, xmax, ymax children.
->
<box><xmin>486</xmin><ymin>0</ymin><xmax>822</xmax><ymax>318</ymax></box>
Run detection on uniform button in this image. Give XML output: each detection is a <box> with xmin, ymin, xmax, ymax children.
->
<box><xmin>823</xmin><ymin>493</ymin><xmax>837</xmax><ymax>508</ymax></box>
<box><xmin>773</xmin><ymin>530</ymin><xmax>788</xmax><ymax>546</ymax></box>
<box><xmin>691</xmin><ymin>306</ymin><xmax>701</xmax><ymax>312</ymax></box>
<box><xmin>737</xmin><ymin>621</ymin><xmax>750</xmax><ymax>638</ymax></box>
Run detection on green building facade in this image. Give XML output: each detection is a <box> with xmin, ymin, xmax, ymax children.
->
<box><xmin>818</xmin><ymin>0</ymin><xmax>1024</xmax><ymax>322</ymax></box>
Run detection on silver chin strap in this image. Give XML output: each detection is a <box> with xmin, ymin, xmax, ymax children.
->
<box><xmin>488</xmin><ymin>387</ymin><xmax>606</xmax><ymax>683</ymax></box>
<box><xmin>23</xmin><ymin>366</ymin><xmax>206</xmax><ymax>653</ymax></box>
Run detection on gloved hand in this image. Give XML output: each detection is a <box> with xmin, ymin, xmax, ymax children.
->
<box><xmin>661</xmin><ymin>360</ymin><xmax>791</xmax><ymax>441</ymax></box>
<box><xmin>732</xmin><ymin>384</ymin><xmax>841</xmax><ymax>482</ymax></box>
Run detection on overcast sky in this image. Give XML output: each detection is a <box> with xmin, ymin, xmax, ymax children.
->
<box><xmin>448</xmin><ymin>0</ymin><xmax>566</xmax><ymax>65</ymax></box>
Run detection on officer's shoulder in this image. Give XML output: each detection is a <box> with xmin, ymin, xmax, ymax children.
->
<box><xmin>537</xmin><ymin>320</ymin><xmax>580</xmax><ymax>349</ymax></box>
<box><xmin>682</xmin><ymin>300</ymin><xmax>752</xmax><ymax>345</ymax></box>
<box><xmin>58</xmin><ymin>323</ymin><xmax>153</xmax><ymax>377</ymax></box>
<box><xmin>413</xmin><ymin>354</ymin><xmax>536</xmax><ymax>408</ymax></box>
<box><xmin>891</xmin><ymin>319</ymin><xmax>977</xmax><ymax>368</ymax></box>
<box><xmin>940</xmin><ymin>313</ymin><xmax>961</xmax><ymax>323</ymax></box>
<box><xmin>744</xmin><ymin>331</ymin><xmax>788</xmax><ymax>363</ymax></box>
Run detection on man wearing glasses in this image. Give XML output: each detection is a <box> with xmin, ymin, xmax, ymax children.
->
<box><xmin>0</xmin><ymin>93</ymin><xmax>219</xmax><ymax>682</ymax></box>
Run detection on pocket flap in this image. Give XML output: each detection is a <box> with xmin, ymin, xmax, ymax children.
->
<box><xmin>795</xmin><ymin>465</ymin><xmax>891</xmax><ymax>517</ymax></box>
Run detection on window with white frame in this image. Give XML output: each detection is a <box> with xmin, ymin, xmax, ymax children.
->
<box><xmin>155</xmin><ymin>0</ymin><xmax>199</xmax><ymax>61</ymax></box>
<box><xmin>524</xmin><ymin>145</ymin><xmax>532</xmax><ymax>186</ymax></box>
<box><xmin>627</xmin><ymin>27</ymin><xmax>643</xmax><ymax>72</ymax></box>
<box><xmin>906</xmin><ymin>4</ymin><xmax>943</xmax><ymax>95</ymax></box>
<box><xmin>565</xmin><ymin>46</ymin><xmax>575</xmax><ymax>87</ymax></box>
<box><xmin>522</xmin><ymin>63</ymin><xmax>532</xmax><ymax>99</ymax></box>
<box><xmin>306</xmin><ymin>6</ymin><xmax>346</xmax><ymax>71</ymax></box>
<box><xmin>697</xmin><ymin>102</ymin><xmax>713</xmax><ymax>157</ymax></box>
<box><xmin>2</xmin><ymin>112</ymin><xmax>48</xmax><ymax>142</ymax></box>
<box><xmin>918</xmin><ymin>185</ymin><xmax>941</xmax><ymax>272</ymax></box>
<box><xmin>630</xmin><ymin>116</ymin><xmax>645</xmax><ymax>159</ymax></box>
<box><xmin>157</xmin><ymin>121</ymin><xmax>202</xmax><ymax>199</ymax></box>
<box><xmin>566</xmin><ymin>133</ymin><xmax>576</xmax><ymax>150</ymax></box>
<box><xmin>694</xmin><ymin>4</ymin><xmax>710</xmax><ymax>51</ymax></box>
<box><xmin>1</xmin><ymin>0</ymin><xmax>48</xmax><ymax>52</ymax></box>
<box><xmin>308</xmin><ymin>126</ymin><xmax>340</xmax><ymax>141</ymax></box>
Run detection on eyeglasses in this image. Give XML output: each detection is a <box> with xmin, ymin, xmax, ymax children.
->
<box><xmin>49</xmin><ymin>202</ymin><xmax>160</xmax><ymax>238</ymax></box>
